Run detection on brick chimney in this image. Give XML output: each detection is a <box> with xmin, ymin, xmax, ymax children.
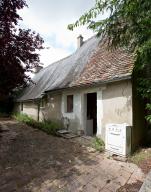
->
<box><xmin>77</xmin><ymin>35</ymin><xmax>83</xmax><ymax>48</ymax></box>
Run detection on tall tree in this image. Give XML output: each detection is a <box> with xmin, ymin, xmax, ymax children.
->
<box><xmin>68</xmin><ymin>0</ymin><xmax>151</xmax><ymax>123</ymax></box>
<box><xmin>0</xmin><ymin>0</ymin><xmax>44</xmax><ymax>101</ymax></box>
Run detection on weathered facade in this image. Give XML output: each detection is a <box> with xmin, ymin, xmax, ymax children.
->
<box><xmin>16</xmin><ymin>35</ymin><xmax>145</xmax><ymax>151</ymax></box>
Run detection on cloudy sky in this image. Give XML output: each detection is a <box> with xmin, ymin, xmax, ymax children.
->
<box><xmin>18</xmin><ymin>0</ymin><xmax>96</xmax><ymax>67</ymax></box>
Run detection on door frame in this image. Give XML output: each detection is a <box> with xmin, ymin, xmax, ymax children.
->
<box><xmin>82</xmin><ymin>88</ymin><xmax>104</xmax><ymax>136</ymax></box>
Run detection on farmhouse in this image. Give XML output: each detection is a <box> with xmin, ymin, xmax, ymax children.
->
<box><xmin>16</xmin><ymin>35</ymin><xmax>145</xmax><ymax>151</ymax></box>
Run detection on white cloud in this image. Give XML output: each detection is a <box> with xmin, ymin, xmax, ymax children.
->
<box><xmin>38</xmin><ymin>46</ymin><xmax>70</xmax><ymax>67</ymax></box>
<box><xmin>18</xmin><ymin>0</ymin><xmax>96</xmax><ymax>66</ymax></box>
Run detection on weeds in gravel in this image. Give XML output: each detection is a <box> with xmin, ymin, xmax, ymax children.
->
<box><xmin>13</xmin><ymin>113</ymin><xmax>61</xmax><ymax>135</ymax></box>
<box><xmin>92</xmin><ymin>137</ymin><xmax>105</xmax><ymax>152</ymax></box>
<box><xmin>128</xmin><ymin>148</ymin><xmax>151</xmax><ymax>165</ymax></box>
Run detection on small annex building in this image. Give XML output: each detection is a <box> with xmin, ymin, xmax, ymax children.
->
<box><xmin>16</xmin><ymin>35</ymin><xmax>145</xmax><ymax>151</ymax></box>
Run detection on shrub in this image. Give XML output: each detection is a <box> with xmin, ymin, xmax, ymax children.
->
<box><xmin>39</xmin><ymin>120</ymin><xmax>60</xmax><ymax>135</ymax></box>
<box><xmin>13</xmin><ymin>113</ymin><xmax>60</xmax><ymax>135</ymax></box>
<box><xmin>92</xmin><ymin>137</ymin><xmax>105</xmax><ymax>152</ymax></box>
<box><xmin>14</xmin><ymin>113</ymin><xmax>33</xmax><ymax>122</ymax></box>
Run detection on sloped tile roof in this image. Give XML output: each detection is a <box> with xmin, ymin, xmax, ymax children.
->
<box><xmin>18</xmin><ymin>36</ymin><xmax>134</xmax><ymax>101</ymax></box>
<box><xmin>71</xmin><ymin>40</ymin><xmax>134</xmax><ymax>87</ymax></box>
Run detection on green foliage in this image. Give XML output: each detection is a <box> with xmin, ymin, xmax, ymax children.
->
<box><xmin>68</xmin><ymin>0</ymin><xmax>151</xmax><ymax>123</ymax></box>
<box><xmin>40</xmin><ymin>120</ymin><xmax>61</xmax><ymax>135</ymax></box>
<box><xmin>137</xmin><ymin>79</ymin><xmax>151</xmax><ymax>99</ymax></box>
<box><xmin>146</xmin><ymin>104</ymin><xmax>151</xmax><ymax>123</ymax></box>
<box><xmin>138</xmin><ymin>78</ymin><xmax>151</xmax><ymax>124</ymax></box>
<box><xmin>146</xmin><ymin>104</ymin><xmax>151</xmax><ymax>111</ymax></box>
<box><xmin>68</xmin><ymin>0</ymin><xmax>151</xmax><ymax>51</ymax></box>
<box><xmin>146</xmin><ymin>115</ymin><xmax>151</xmax><ymax>123</ymax></box>
<box><xmin>14</xmin><ymin>113</ymin><xmax>32</xmax><ymax>122</ymax></box>
<box><xmin>0</xmin><ymin>0</ymin><xmax>44</xmax><ymax>100</ymax></box>
<box><xmin>92</xmin><ymin>137</ymin><xmax>105</xmax><ymax>152</ymax></box>
<box><xmin>14</xmin><ymin>113</ymin><xmax>60</xmax><ymax>135</ymax></box>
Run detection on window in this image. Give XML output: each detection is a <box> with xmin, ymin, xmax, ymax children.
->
<box><xmin>67</xmin><ymin>95</ymin><xmax>73</xmax><ymax>113</ymax></box>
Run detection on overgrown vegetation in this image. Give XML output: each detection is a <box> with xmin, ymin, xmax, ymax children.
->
<box><xmin>128</xmin><ymin>147</ymin><xmax>151</xmax><ymax>171</ymax></box>
<box><xmin>129</xmin><ymin>148</ymin><xmax>151</xmax><ymax>165</ymax></box>
<box><xmin>14</xmin><ymin>113</ymin><xmax>61</xmax><ymax>136</ymax></box>
<box><xmin>92</xmin><ymin>137</ymin><xmax>105</xmax><ymax>152</ymax></box>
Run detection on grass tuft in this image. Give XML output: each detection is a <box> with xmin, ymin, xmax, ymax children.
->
<box><xmin>92</xmin><ymin>137</ymin><xmax>105</xmax><ymax>152</ymax></box>
<box><xmin>128</xmin><ymin>148</ymin><xmax>151</xmax><ymax>165</ymax></box>
<box><xmin>13</xmin><ymin>113</ymin><xmax>60</xmax><ymax>135</ymax></box>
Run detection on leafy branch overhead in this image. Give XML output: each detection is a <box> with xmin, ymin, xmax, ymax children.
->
<box><xmin>68</xmin><ymin>0</ymin><xmax>151</xmax><ymax>50</ymax></box>
<box><xmin>68</xmin><ymin>0</ymin><xmax>151</xmax><ymax>123</ymax></box>
<box><xmin>0</xmin><ymin>0</ymin><xmax>44</xmax><ymax>99</ymax></box>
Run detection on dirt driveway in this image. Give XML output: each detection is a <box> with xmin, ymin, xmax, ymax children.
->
<box><xmin>0</xmin><ymin>119</ymin><xmax>144</xmax><ymax>192</ymax></box>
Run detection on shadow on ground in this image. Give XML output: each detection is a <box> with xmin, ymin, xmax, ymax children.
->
<box><xmin>0</xmin><ymin>120</ymin><xmax>99</xmax><ymax>192</ymax></box>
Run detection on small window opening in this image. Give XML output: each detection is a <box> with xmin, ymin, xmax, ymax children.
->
<box><xmin>67</xmin><ymin>95</ymin><xmax>73</xmax><ymax>113</ymax></box>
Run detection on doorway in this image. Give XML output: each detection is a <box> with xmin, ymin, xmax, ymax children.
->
<box><xmin>86</xmin><ymin>92</ymin><xmax>97</xmax><ymax>136</ymax></box>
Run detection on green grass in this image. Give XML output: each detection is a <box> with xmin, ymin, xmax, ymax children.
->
<box><xmin>128</xmin><ymin>148</ymin><xmax>151</xmax><ymax>165</ymax></box>
<box><xmin>91</xmin><ymin>137</ymin><xmax>105</xmax><ymax>152</ymax></box>
<box><xmin>13</xmin><ymin>113</ymin><xmax>61</xmax><ymax>135</ymax></box>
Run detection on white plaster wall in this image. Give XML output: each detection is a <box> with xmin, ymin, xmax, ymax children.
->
<box><xmin>61</xmin><ymin>87</ymin><xmax>104</xmax><ymax>135</ymax></box>
<box><xmin>22</xmin><ymin>101</ymin><xmax>38</xmax><ymax>120</ymax></box>
<box><xmin>40</xmin><ymin>94</ymin><xmax>62</xmax><ymax>121</ymax></box>
<box><xmin>101</xmin><ymin>80</ymin><xmax>132</xmax><ymax>140</ymax></box>
<box><xmin>18</xmin><ymin>95</ymin><xmax>62</xmax><ymax>122</ymax></box>
<box><xmin>17</xmin><ymin>80</ymin><xmax>132</xmax><ymax>140</ymax></box>
<box><xmin>61</xmin><ymin>91</ymin><xmax>83</xmax><ymax>133</ymax></box>
<box><xmin>61</xmin><ymin>80</ymin><xmax>132</xmax><ymax>139</ymax></box>
<box><xmin>97</xmin><ymin>90</ymin><xmax>103</xmax><ymax>136</ymax></box>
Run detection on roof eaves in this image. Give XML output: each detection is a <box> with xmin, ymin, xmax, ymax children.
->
<box><xmin>45</xmin><ymin>73</ymin><xmax>132</xmax><ymax>93</ymax></box>
<box><xmin>17</xmin><ymin>74</ymin><xmax>132</xmax><ymax>102</ymax></box>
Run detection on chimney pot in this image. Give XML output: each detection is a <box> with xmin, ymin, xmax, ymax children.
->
<box><xmin>77</xmin><ymin>35</ymin><xmax>83</xmax><ymax>48</ymax></box>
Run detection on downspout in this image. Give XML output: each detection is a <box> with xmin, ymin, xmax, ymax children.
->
<box><xmin>35</xmin><ymin>99</ymin><xmax>40</xmax><ymax>121</ymax></box>
<box><xmin>37</xmin><ymin>100</ymin><xmax>41</xmax><ymax>121</ymax></box>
